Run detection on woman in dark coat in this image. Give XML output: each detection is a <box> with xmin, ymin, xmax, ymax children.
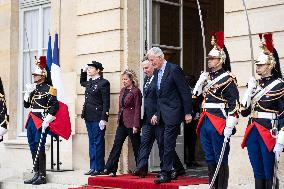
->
<box><xmin>103</xmin><ymin>69</ymin><xmax>142</xmax><ymax>176</ymax></box>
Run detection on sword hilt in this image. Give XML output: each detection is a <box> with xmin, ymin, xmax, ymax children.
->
<box><xmin>270</xmin><ymin>126</ymin><xmax>278</xmax><ymax>139</ymax></box>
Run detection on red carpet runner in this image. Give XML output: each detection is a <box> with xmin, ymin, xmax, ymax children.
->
<box><xmin>69</xmin><ymin>174</ymin><xmax>208</xmax><ymax>189</ymax></box>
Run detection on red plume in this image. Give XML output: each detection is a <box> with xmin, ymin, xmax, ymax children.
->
<box><xmin>258</xmin><ymin>33</ymin><xmax>263</xmax><ymax>40</ymax></box>
<box><xmin>263</xmin><ymin>33</ymin><xmax>273</xmax><ymax>53</ymax></box>
<box><xmin>215</xmin><ymin>32</ymin><xmax>224</xmax><ymax>49</ymax></box>
<box><xmin>39</xmin><ymin>56</ymin><xmax>47</xmax><ymax>69</ymax></box>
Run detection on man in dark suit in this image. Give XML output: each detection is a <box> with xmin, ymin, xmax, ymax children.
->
<box><xmin>147</xmin><ymin>47</ymin><xmax>193</xmax><ymax>184</ymax></box>
<box><xmin>134</xmin><ymin>59</ymin><xmax>186</xmax><ymax>179</ymax></box>
<box><xmin>133</xmin><ymin>59</ymin><xmax>163</xmax><ymax>177</ymax></box>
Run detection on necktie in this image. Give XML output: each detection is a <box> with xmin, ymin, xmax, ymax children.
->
<box><xmin>144</xmin><ymin>77</ymin><xmax>151</xmax><ymax>90</ymax></box>
<box><xmin>157</xmin><ymin>69</ymin><xmax>163</xmax><ymax>90</ymax></box>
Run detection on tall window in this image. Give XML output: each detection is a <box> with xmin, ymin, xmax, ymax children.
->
<box><xmin>18</xmin><ymin>0</ymin><xmax>50</xmax><ymax>135</ymax></box>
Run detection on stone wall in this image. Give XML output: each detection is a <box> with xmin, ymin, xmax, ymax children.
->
<box><xmin>225</xmin><ymin>0</ymin><xmax>284</xmax><ymax>186</ymax></box>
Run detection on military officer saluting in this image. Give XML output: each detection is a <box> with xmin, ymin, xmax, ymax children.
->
<box><xmin>0</xmin><ymin>77</ymin><xmax>8</xmax><ymax>142</ymax></box>
<box><xmin>24</xmin><ymin>56</ymin><xmax>59</xmax><ymax>185</ymax></box>
<box><xmin>193</xmin><ymin>32</ymin><xmax>239</xmax><ymax>189</ymax></box>
<box><xmin>240</xmin><ymin>33</ymin><xmax>284</xmax><ymax>189</ymax></box>
<box><xmin>80</xmin><ymin>61</ymin><xmax>110</xmax><ymax>176</ymax></box>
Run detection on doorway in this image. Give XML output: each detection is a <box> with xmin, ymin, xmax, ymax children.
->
<box><xmin>141</xmin><ymin>0</ymin><xmax>224</xmax><ymax>171</ymax></box>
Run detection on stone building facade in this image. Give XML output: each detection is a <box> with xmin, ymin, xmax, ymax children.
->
<box><xmin>0</xmin><ymin>0</ymin><xmax>284</xmax><ymax>187</ymax></box>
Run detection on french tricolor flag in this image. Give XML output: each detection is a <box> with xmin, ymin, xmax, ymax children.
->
<box><xmin>46</xmin><ymin>33</ymin><xmax>71</xmax><ymax>140</ymax></box>
<box><xmin>48</xmin><ymin>34</ymin><xmax>65</xmax><ymax>102</ymax></box>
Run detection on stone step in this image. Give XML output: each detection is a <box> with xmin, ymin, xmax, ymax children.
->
<box><xmin>0</xmin><ymin>178</ymin><xmax>80</xmax><ymax>189</ymax></box>
<box><xmin>23</xmin><ymin>170</ymin><xmax>89</xmax><ymax>186</ymax></box>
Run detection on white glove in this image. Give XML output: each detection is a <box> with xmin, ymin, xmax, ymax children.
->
<box><xmin>24</xmin><ymin>92</ymin><xmax>30</xmax><ymax>102</ymax></box>
<box><xmin>274</xmin><ymin>130</ymin><xmax>284</xmax><ymax>161</ymax></box>
<box><xmin>0</xmin><ymin>127</ymin><xmax>8</xmax><ymax>137</ymax></box>
<box><xmin>24</xmin><ymin>83</ymin><xmax>36</xmax><ymax>102</ymax></box>
<box><xmin>247</xmin><ymin>77</ymin><xmax>257</xmax><ymax>92</ymax></box>
<box><xmin>82</xmin><ymin>65</ymin><xmax>89</xmax><ymax>72</ymax></box>
<box><xmin>241</xmin><ymin>77</ymin><xmax>257</xmax><ymax>108</ymax></box>
<box><xmin>42</xmin><ymin>114</ymin><xmax>56</xmax><ymax>133</ymax></box>
<box><xmin>199</xmin><ymin>72</ymin><xmax>209</xmax><ymax>83</ymax></box>
<box><xmin>224</xmin><ymin>116</ymin><xmax>238</xmax><ymax>140</ymax></box>
<box><xmin>192</xmin><ymin>72</ymin><xmax>209</xmax><ymax>96</ymax></box>
<box><xmin>99</xmin><ymin>120</ymin><xmax>107</xmax><ymax>130</ymax></box>
<box><xmin>41</xmin><ymin>121</ymin><xmax>49</xmax><ymax>133</ymax></box>
<box><xmin>25</xmin><ymin>83</ymin><xmax>36</xmax><ymax>93</ymax></box>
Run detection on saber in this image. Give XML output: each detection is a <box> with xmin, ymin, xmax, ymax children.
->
<box><xmin>196</xmin><ymin>0</ymin><xmax>207</xmax><ymax>72</ymax></box>
<box><xmin>241</xmin><ymin>0</ymin><xmax>255</xmax><ymax>76</ymax></box>
<box><xmin>33</xmin><ymin>131</ymin><xmax>46</xmax><ymax>172</ymax></box>
<box><xmin>208</xmin><ymin>137</ymin><xmax>228</xmax><ymax>189</ymax></box>
<box><xmin>272</xmin><ymin>155</ymin><xmax>278</xmax><ymax>189</ymax></box>
<box><xmin>24</xmin><ymin>26</ymin><xmax>33</xmax><ymax>83</ymax></box>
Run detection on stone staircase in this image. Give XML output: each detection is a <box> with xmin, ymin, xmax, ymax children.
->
<box><xmin>0</xmin><ymin>169</ymin><xmax>88</xmax><ymax>189</ymax></box>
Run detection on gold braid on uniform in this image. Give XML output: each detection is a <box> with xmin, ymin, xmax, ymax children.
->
<box><xmin>0</xmin><ymin>93</ymin><xmax>8</xmax><ymax>127</ymax></box>
<box><xmin>255</xmin><ymin>102</ymin><xmax>278</xmax><ymax>113</ymax></box>
<box><xmin>263</xmin><ymin>88</ymin><xmax>284</xmax><ymax>97</ymax></box>
<box><xmin>31</xmin><ymin>94</ymin><xmax>51</xmax><ymax>109</ymax></box>
<box><xmin>221</xmin><ymin>75</ymin><xmax>239</xmax><ymax>115</ymax></box>
<box><xmin>0</xmin><ymin>116</ymin><xmax>8</xmax><ymax>127</ymax></box>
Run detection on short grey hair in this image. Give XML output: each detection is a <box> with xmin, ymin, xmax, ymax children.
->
<box><xmin>146</xmin><ymin>47</ymin><xmax>164</xmax><ymax>59</ymax></box>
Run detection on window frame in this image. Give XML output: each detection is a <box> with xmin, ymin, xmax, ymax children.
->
<box><xmin>17</xmin><ymin>2</ymin><xmax>51</xmax><ymax>137</ymax></box>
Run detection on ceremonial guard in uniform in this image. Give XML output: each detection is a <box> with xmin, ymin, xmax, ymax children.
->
<box><xmin>80</xmin><ymin>61</ymin><xmax>110</xmax><ymax>176</ymax></box>
<box><xmin>24</xmin><ymin>56</ymin><xmax>59</xmax><ymax>185</ymax></box>
<box><xmin>193</xmin><ymin>32</ymin><xmax>239</xmax><ymax>189</ymax></box>
<box><xmin>0</xmin><ymin>77</ymin><xmax>8</xmax><ymax>142</ymax></box>
<box><xmin>240</xmin><ymin>33</ymin><xmax>284</xmax><ymax>189</ymax></box>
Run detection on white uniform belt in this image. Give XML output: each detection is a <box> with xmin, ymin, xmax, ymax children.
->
<box><xmin>251</xmin><ymin>111</ymin><xmax>276</xmax><ymax>120</ymax></box>
<box><xmin>31</xmin><ymin>108</ymin><xmax>45</xmax><ymax>113</ymax></box>
<box><xmin>202</xmin><ymin>103</ymin><xmax>227</xmax><ymax>109</ymax></box>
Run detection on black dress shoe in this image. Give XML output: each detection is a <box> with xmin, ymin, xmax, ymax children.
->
<box><xmin>32</xmin><ymin>175</ymin><xmax>46</xmax><ymax>185</ymax></box>
<box><xmin>154</xmin><ymin>175</ymin><xmax>171</xmax><ymax>184</ymax></box>
<box><xmin>24</xmin><ymin>172</ymin><xmax>39</xmax><ymax>184</ymax></box>
<box><xmin>101</xmin><ymin>169</ymin><xmax>116</xmax><ymax>177</ymax></box>
<box><xmin>133</xmin><ymin>169</ymin><xmax>147</xmax><ymax>178</ymax></box>
<box><xmin>91</xmin><ymin>171</ymin><xmax>103</xmax><ymax>176</ymax></box>
<box><xmin>171</xmin><ymin>169</ymin><xmax>186</xmax><ymax>180</ymax></box>
<box><xmin>84</xmin><ymin>169</ymin><xmax>95</xmax><ymax>175</ymax></box>
<box><xmin>155</xmin><ymin>172</ymin><xmax>161</xmax><ymax>178</ymax></box>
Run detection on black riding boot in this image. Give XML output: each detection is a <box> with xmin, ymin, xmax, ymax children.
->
<box><xmin>254</xmin><ymin>178</ymin><xmax>265</xmax><ymax>189</ymax></box>
<box><xmin>217</xmin><ymin>164</ymin><xmax>229</xmax><ymax>189</ymax></box>
<box><xmin>208</xmin><ymin>164</ymin><xmax>218</xmax><ymax>189</ymax></box>
<box><xmin>265</xmin><ymin>178</ymin><xmax>279</xmax><ymax>189</ymax></box>
<box><xmin>24</xmin><ymin>153</ymin><xmax>39</xmax><ymax>184</ymax></box>
<box><xmin>32</xmin><ymin>152</ymin><xmax>46</xmax><ymax>185</ymax></box>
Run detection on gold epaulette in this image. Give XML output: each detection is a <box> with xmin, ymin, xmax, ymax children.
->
<box><xmin>48</xmin><ymin>86</ymin><xmax>57</xmax><ymax>96</ymax></box>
